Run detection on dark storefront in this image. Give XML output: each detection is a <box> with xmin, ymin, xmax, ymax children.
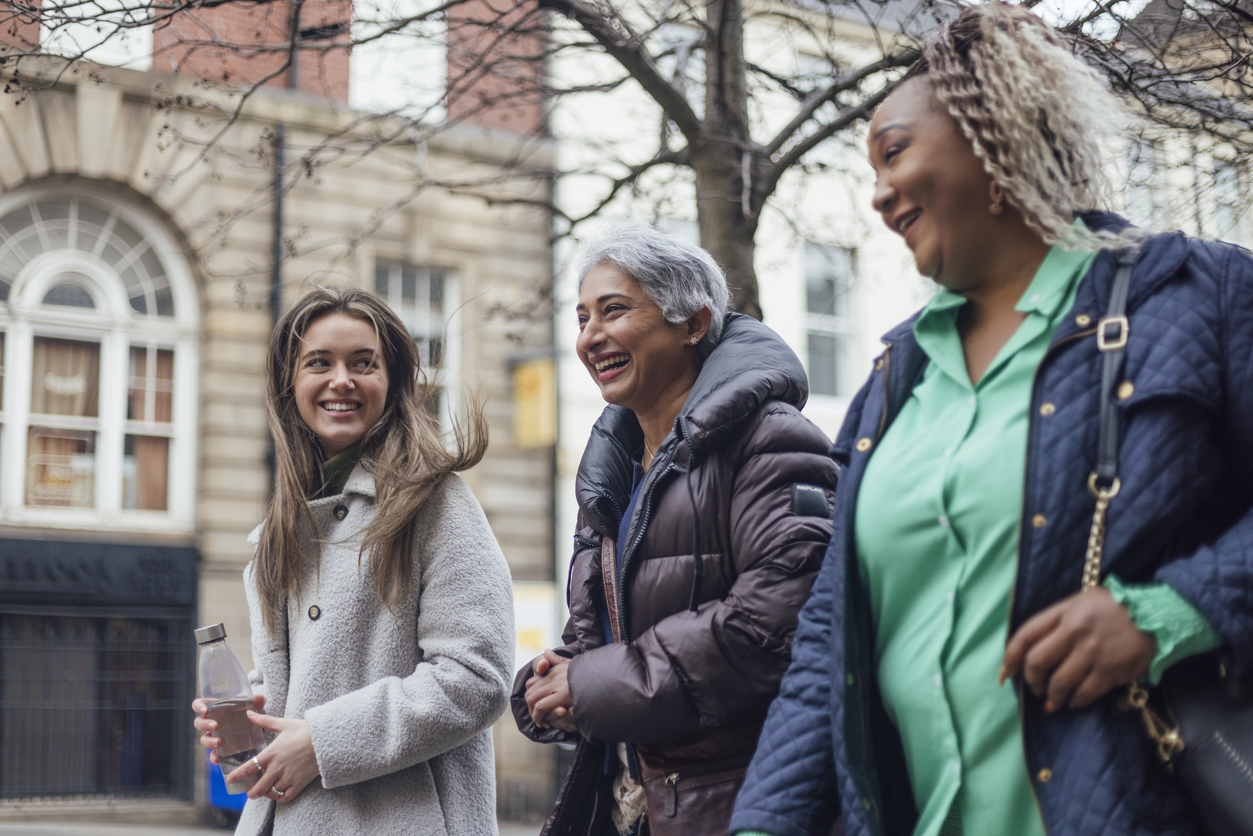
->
<box><xmin>0</xmin><ymin>538</ymin><xmax>197</xmax><ymax>801</ymax></box>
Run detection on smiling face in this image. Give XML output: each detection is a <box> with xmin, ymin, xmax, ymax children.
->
<box><xmin>575</xmin><ymin>261</ymin><xmax>704</xmax><ymax>416</ymax></box>
<box><xmin>293</xmin><ymin>312</ymin><xmax>390</xmax><ymax>457</ymax></box>
<box><xmin>868</xmin><ymin>76</ymin><xmax>1000</xmax><ymax>289</ymax></box>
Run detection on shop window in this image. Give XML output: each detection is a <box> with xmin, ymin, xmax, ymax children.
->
<box><xmin>805</xmin><ymin>243</ymin><xmax>856</xmax><ymax>398</ymax></box>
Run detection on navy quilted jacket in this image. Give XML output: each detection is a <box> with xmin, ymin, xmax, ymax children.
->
<box><xmin>731</xmin><ymin>214</ymin><xmax>1253</xmax><ymax>836</ymax></box>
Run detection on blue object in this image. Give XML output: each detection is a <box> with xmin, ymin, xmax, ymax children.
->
<box><xmin>733</xmin><ymin>213</ymin><xmax>1253</xmax><ymax>836</ymax></box>
<box><xmin>207</xmin><ymin>752</ymin><xmax>248</xmax><ymax>812</ymax></box>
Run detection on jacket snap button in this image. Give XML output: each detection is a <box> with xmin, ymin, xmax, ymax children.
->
<box><xmin>1037</xmin><ymin>767</ymin><xmax>1053</xmax><ymax>783</ymax></box>
<box><xmin>308</xmin><ymin>605</ymin><xmax>321</xmax><ymax>621</ymax></box>
<box><xmin>855</xmin><ymin>438</ymin><xmax>873</xmax><ymax>453</ymax></box>
<box><xmin>847</xmin><ymin>673</ymin><xmax>855</xmax><ymax>685</ymax></box>
<box><xmin>334</xmin><ymin>504</ymin><xmax>348</xmax><ymax>521</ymax></box>
<box><xmin>1076</xmin><ymin>313</ymin><xmax>1092</xmax><ymax>327</ymax></box>
<box><xmin>1117</xmin><ymin>381</ymin><xmax>1135</xmax><ymax>400</ymax></box>
<box><xmin>1032</xmin><ymin>514</ymin><xmax>1047</xmax><ymax>528</ymax></box>
<box><xmin>862</xmin><ymin>798</ymin><xmax>872</xmax><ymax>810</ymax></box>
<box><xmin>1039</xmin><ymin>402</ymin><xmax>1056</xmax><ymax>416</ymax></box>
<box><xmin>874</xmin><ymin>358</ymin><xmax>884</xmax><ymax>371</ymax></box>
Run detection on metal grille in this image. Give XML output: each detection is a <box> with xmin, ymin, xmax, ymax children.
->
<box><xmin>0</xmin><ymin>609</ymin><xmax>194</xmax><ymax>801</ymax></box>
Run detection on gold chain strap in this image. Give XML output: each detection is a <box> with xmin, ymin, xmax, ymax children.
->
<box><xmin>1081</xmin><ymin>471</ymin><xmax>1185</xmax><ymax>765</ymax></box>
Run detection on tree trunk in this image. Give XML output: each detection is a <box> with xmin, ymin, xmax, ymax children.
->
<box><xmin>697</xmin><ymin>0</ymin><xmax>761</xmax><ymax>320</ymax></box>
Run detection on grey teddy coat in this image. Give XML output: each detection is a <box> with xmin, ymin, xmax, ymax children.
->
<box><xmin>235</xmin><ymin>465</ymin><xmax>515</xmax><ymax>836</ymax></box>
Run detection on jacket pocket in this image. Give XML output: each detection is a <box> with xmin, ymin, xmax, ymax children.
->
<box><xmin>640</xmin><ymin>755</ymin><xmax>751</xmax><ymax>836</ymax></box>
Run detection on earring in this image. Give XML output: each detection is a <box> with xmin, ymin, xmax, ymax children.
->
<box><xmin>688</xmin><ymin>336</ymin><xmax>700</xmax><ymax>345</ymax></box>
<box><xmin>990</xmin><ymin>199</ymin><xmax>1004</xmax><ymax>216</ymax></box>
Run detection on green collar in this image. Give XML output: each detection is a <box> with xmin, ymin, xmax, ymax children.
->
<box><xmin>320</xmin><ymin>442</ymin><xmax>361</xmax><ymax>498</ymax></box>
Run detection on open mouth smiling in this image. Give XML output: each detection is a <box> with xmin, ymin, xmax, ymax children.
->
<box><xmin>894</xmin><ymin>208</ymin><xmax>922</xmax><ymax>237</ymax></box>
<box><xmin>590</xmin><ymin>352</ymin><xmax>631</xmax><ymax>382</ymax></box>
<box><xmin>320</xmin><ymin>401</ymin><xmax>361</xmax><ymax>413</ymax></box>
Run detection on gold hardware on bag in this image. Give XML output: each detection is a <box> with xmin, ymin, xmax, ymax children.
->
<box><xmin>1082</xmin><ymin>471</ymin><xmax>1185</xmax><ymax>766</ymax></box>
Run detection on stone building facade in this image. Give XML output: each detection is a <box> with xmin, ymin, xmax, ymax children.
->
<box><xmin>0</xmin><ymin>10</ymin><xmax>558</xmax><ymax>822</ymax></box>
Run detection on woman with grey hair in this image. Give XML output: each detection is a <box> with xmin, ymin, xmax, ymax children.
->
<box><xmin>512</xmin><ymin>221</ymin><xmax>839</xmax><ymax>836</ymax></box>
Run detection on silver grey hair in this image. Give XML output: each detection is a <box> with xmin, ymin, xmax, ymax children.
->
<box><xmin>574</xmin><ymin>221</ymin><xmax>730</xmax><ymax>356</ymax></box>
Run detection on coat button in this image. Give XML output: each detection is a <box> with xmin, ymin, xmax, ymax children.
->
<box><xmin>1032</xmin><ymin>514</ymin><xmax>1047</xmax><ymax>528</ymax></box>
<box><xmin>308</xmin><ymin>605</ymin><xmax>321</xmax><ymax>621</ymax></box>
<box><xmin>1075</xmin><ymin>314</ymin><xmax>1092</xmax><ymax>327</ymax></box>
<box><xmin>334</xmin><ymin>504</ymin><xmax>348</xmax><ymax>521</ymax></box>
<box><xmin>856</xmin><ymin>437</ymin><xmax>873</xmax><ymax>452</ymax></box>
<box><xmin>1037</xmin><ymin>767</ymin><xmax>1053</xmax><ymax>783</ymax></box>
<box><xmin>1117</xmin><ymin>381</ymin><xmax>1135</xmax><ymax>400</ymax></box>
<box><xmin>1039</xmin><ymin>402</ymin><xmax>1056</xmax><ymax>416</ymax></box>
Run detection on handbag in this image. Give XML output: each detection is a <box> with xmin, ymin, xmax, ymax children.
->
<box><xmin>1081</xmin><ymin>248</ymin><xmax>1253</xmax><ymax>836</ymax></box>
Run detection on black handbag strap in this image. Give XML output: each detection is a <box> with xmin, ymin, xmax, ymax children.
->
<box><xmin>1094</xmin><ymin>248</ymin><xmax>1139</xmax><ymax>486</ymax></box>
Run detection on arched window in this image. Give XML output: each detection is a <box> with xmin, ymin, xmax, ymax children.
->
<box><xmin>0</xmin><ymin>184</ymin><xmax>198</xmax><ymax>530</ymax></box>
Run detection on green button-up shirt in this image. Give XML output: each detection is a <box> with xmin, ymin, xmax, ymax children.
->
<box><xmin>848</xmin><ymin>242</ymin><xmax>1219</xmax><ymax>836</ymax></box>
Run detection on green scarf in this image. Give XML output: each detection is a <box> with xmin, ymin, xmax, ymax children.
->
<box><xmin>319</xmin><ymin>442</ymin><xmax>361</xmax><ymax>498</ymax></box>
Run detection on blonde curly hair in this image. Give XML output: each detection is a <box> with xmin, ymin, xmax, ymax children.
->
<box><xmin>907</xmin><ymin>3</ymin><xmax>1132</xmax><ymax>249</ymax></box>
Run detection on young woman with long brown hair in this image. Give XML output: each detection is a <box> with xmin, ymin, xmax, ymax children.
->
<box><xmin>191</xmin><ymin>286</ymin><xmax>514</xmax><ymax>835</ymax></box>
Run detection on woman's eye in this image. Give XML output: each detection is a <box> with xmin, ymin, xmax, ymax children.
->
<box><xmin>307</xmin><ymin>357</ymin><xmax>329</xmax><ymax>368</ymax></box>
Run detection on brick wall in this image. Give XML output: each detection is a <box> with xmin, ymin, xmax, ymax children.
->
<box><xmin>0</xmin><ymin>0</ymin><xmax>39</xmax><ymax>50</ymax></box>
<box><xmin>152</xmin><ymin>0</ymin><xmax>350</xmax><ymax>101</ymax></box>
<box><xmin>446</xmin><ymin>0</ymin><xmax>546</xmax><ymax>136</ymax></box>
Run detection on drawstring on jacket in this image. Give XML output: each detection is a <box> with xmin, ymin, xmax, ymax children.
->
<box><xmin>680</xmin><ymin>416</ymin><xmax>703</xmax><ymax>612</ymax></box>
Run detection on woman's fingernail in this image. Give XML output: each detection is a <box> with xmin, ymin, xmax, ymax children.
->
<box><xmin>1045</xmin><ymin>701</ymin><xmax>1056</xmax><ymax>713</ymax></box>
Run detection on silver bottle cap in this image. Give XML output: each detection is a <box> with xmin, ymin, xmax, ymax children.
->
<box><xmin>194</xmin><ymin>623</ymin><xmax>227</xmax><ymax>644</ymax></box>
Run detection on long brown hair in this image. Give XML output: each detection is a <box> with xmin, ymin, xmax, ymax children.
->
<box><xmin>254</xmin><ymin>286</ymin><xmax>488</xmax><ymax>634</ymax></box>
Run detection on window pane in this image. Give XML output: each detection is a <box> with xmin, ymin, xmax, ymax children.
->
<box><xmin>43</xmin><ymin>281</ymin><xmax>95</xmax><ymax>308</ymax></box>
<box><xmin>0</xmin><ymin>331</ymin><xmax>5</xmax><ymax>411</ymax></box>
<box><xmin>374</xmin><ymin>265</ymin><xmax>390</xmax><ymax>297</ymax></box>
<box><xmin>401</xmin><ymin>266</ymin><xmax>418</xmax><ymax>302</ymax></box>
<box><xmin>124</xmin><ymin>435</ymin><xmax>169</xmax><ymax>511</ymax></box>
<box><xmin>806</xmin><ymin>244</ymin><xmax>852</xmax><ymax>317</ymax></box>
<box><xmin>26</xmin><ymin>427</ymin><xmax>95</xmax><ymax>507</ymax></box>
<box><xmin>808</xmin><ymin>331</ymin><xmax>842</xmax><ymax>397</ymax></box>
<box><xmin>31</xmin><ymin>338</ymin><xmax>100</xmax><ymax>417</ymax></box>
<box><xmin>128</xmin><ymin>348</ymin><xmax>175</xmax><ymax>423</ymax></box>
<box><xmin>430</xmin><ymin>270</ymin><xmax>444</xmax><ymax>308</ymax></box>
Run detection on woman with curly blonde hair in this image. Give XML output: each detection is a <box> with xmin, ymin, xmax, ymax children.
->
<box><xmin>733</xmin><ymin>4</ymin><xmax>1253</xmax><ymax>836</ymax></box>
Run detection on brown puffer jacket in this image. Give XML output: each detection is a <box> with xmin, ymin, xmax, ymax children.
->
<box><xmin>512</xmin><ymin>313</ymin><xmax>838</xmax><ymax>836</ymax></box>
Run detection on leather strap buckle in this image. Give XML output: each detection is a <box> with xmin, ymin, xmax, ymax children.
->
<box><xmin>1097</xmin><ymin>314</ymin><xmax>1129</xmax><ymax>352</ymax></box>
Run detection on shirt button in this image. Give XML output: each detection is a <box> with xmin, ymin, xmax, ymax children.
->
<box><xmin>946</xmin><ymin>591</ymin><xmax>955</xmax><ymax>603</ymax></box>
<box><xmin>1039</xmin><ymin>402</ymin><xmax>1056</xmax><ymax>416</ymax></box>
<box><xmin>1030</xmin><ymin>293</ymin><xmax>1041</xmax><ymax>304</ymax></box>
<box><xmin>943</xmin><ymin>447</ymin><xmax>954</xmax><ymax>459</ymax></box>
<box><xmin>933</xmin><ymin>674</ymin><xmax>943</xmax><ymax>688</ymax></box>
<box><xmin>1032</xmin><ymin>513</ymin><xmax>1047</xmax><ymax>528</ymax></box>
<box><xmin>937</xmin><ymin>515</ymin><xmax>949</xmax><ymax>528</ymax></box>
<box><xmin>1037</xmin><ymin>767</ymin><xmax>1053</xmax><ymax>783</ymax></box>
<box><xmin>856</xmin><ymin>437</ymin><xmax>873</xmax><ymax>452</ymax></box>
<box><xmin>967</xmin><ymin>395</ymin><xmax>976</xmax><ymax>406</ymax></box>
<box><xmin>308</xmin><ymin>605</ymin><xmax>322</xmax><ymax>621</ymax></box>
<box><xmin>334</xmin><ymin>504</ymin><xmax>349</xmax><ymax>521</ymax></box>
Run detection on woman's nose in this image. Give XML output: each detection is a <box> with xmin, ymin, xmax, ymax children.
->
<box><xmin>328</xmin><ymin>363</ymin><xmax>355</xmax><ymax>390</ymax></box>
<box><xmin>871</xmin><ymin>173</ymin><xmax>895</xmax><ymax>215</ymax></box>
<box><xmin>577</xmin><ymin>317</ymin><xmax>602</xmax><ymax>354</ymax></box>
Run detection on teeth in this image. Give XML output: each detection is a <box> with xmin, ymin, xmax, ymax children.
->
<box><xmin>322</xmin><ymin>402</ymin><xmax>359</xmax><ymax>412</ymax></box>
<box><xmin>594</xmin><ymin>354</ymin><xmax>629</xmax><ymax>371</ymax></box>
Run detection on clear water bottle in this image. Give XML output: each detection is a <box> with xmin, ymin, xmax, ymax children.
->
<box><xmin>195</xmin><ymin>623</ymin><xmax>266</xmax><ymax>795</ymax></box>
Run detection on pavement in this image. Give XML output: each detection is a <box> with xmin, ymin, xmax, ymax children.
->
<box><xmin>0</xmin><ymin>823</ymin><xmax>542</xmax><ymax>836</ymax></box>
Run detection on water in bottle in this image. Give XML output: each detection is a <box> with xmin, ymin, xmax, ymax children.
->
<box><xmin>195</xmin><ymin>623</ymin><xmax>266</xmax><ymax>794</ymax></box>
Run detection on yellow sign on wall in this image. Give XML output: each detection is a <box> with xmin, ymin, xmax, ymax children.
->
<box><xmin>513</xmin><ymin>358</ymin><xmax>556</xmax><ymax>449</ymax></box>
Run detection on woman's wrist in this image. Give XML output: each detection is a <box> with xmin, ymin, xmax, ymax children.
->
<box><xmin>1104</xmin><ymin>575</ymin><xmax>1222</xmax><ymax>685</ymax></box>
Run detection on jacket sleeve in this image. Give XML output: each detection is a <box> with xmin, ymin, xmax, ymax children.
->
<box><xmin>1157</xmin><ymin>243</ymin><xmax>1253</xmax><ymax>680</ymax></box>
<box><xmin>303</xmin><ymin>476</ymin><xmax>515</xmax><ymax>789</ymax></box>
<box><xmin>730</xmin><ymin>538</ymin><xmax>841</xmax><ymax>836</ymax></box>
<box><xmin>511</xmin><ymin>520</ymin><xmax>605</xmax><ymax>744</ymax></box>
<box><xmin>567</xmin><ymin>406</ymin><xmax>838</xmax><ymax>743</ymax></box>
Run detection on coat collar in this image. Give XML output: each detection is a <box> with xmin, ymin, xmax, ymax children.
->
<box><xmin>574</xmin><ymin>312</ymin><xmax>807</xmax><ymax>536</ymax></box>
<box><xmin>246</xmin><ymin>463</ymin><xmax>375</xmax><ymax>546</ymax></box>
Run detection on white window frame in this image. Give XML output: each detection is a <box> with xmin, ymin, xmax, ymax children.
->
<box><xmin>0</xmin><ymin>182</ymin><xmax>198</xmax><ymax>534</ymax></box>
<box><xmin>804</xmin><ymin>242</ymin><xmax>858</xmax><ymax>400</ymax></box>
<box><xmin>373</xmin><ymin>260</ymin><xmax>461</xmax><ymax>428</ymax></box>
<box><xmin>1213</xmin><ymin>159</ymin><xmax>1247</xmax><ymax>245</ymax></box>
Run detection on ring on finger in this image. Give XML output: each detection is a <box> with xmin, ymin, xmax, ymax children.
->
<box><xmin>252</xmin><ymin>756</ymin><xmax>264</xmax><ymax>776</ymax></box>
<box><xmin>270</xmin><ymin>787</ymin><xmax>285</xmax><ymax>798</ymax></box>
